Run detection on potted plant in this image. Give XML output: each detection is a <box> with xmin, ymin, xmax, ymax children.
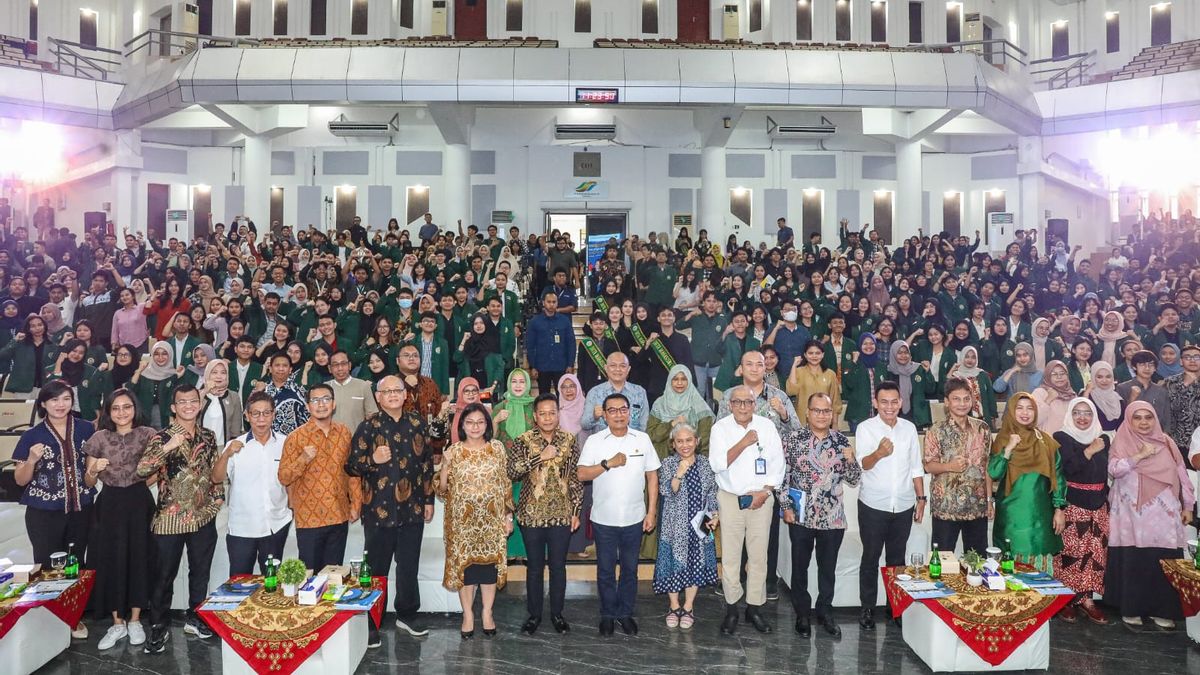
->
<box><xmin>961</xmin><ymin>549</ymin><xmax>984</xmax><ymax>587</ymax></box>
<box><xmin>277</xmin><ymin>559</ymin><xmax>308</xmax><ymax>598</ymax></box>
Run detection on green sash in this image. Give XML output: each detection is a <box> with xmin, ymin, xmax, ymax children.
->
<box><xmin>580</xmin><ymin>337</ymin><xmax>607</xmax><ymax>370</ymax></box>
<box><xmin>630</xmin><ymin>323</ymin><xmax>676</xmax><ymax>371</ymax></box>
<box><xmin>594</xmin><ymin>297</ymin><xmax>618</xmax><ymax>342</ymax></box>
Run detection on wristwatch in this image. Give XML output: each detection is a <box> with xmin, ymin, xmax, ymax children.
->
<box><xmin>600</xmin><ymin>459</ymin><xmax>610</xmax><ymax>471</ymax></box>
<box><xmin>916</xmin><ymin>496</ymin><xmax>928</xmax><ymax>502</ymax></box>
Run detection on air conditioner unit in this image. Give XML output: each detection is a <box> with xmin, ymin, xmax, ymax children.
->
<box><xmin>672</xmin><ymin>213</ymin><xmax>692</xmax><ymax>228</ymax></box>
<box><xmin>766</xmin><ymin>115</ymin><xmax>836</xmax><ymax>137</ymax></box>
<box><xmin>554</xmin><ymin>123</ymin><xmax>617</xmax><ymax>140</ymax></box>
<box><xmin>178</xmin><ymin>2</ymin><xmax>199</xmax><ymax>33</ymax></box>
<box><xmin>722</xmin><ymin>4</ymin><xmax>740</xmax><ymax>41</ymax></box>
<box><xmin>430</xmin><ymin>0</ymin><xmax>448</xmax><ymax>35</ymax></box>
<box><xmin>963</xmin><ymin>12</ymin><xmax>983</xmax><ymax>52</ymax></box>
<box><xmin>328</xmin><ymin>113</ymin><xmax>400</xmax><ymax>138</ymax></box>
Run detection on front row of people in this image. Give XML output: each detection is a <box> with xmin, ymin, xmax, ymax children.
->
<box><xmin>11</xmin><ymin>354</ymin><xmax>1198</xmax><ymax>651</ymax></box>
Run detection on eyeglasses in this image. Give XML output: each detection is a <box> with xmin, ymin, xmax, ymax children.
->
<box><xmin>463</xmin><ymin>419</ymin><xmax>487</xmax><ymax>426</ymax></box>
<box><xmin>463</xmin><ymin>387</ymin><xmax>480</xmax><ymax>394</ymax></box>
<box><xmin>1070</xmin><ymin>409</ymin><xmax>1093</xmax><ymax>417</ymax></box>
<box><xmin>604</xmin><ymin>406</ymin><xmax>630</xmax><ymax>414</ymax></box>
<box><xmin>808</xmin><ymin>408</ymin><xmax>834</xmax><ymax>415</ymax></box>
<box><xmin>379</xmin><ymin>388</ymin><xmax>405</xmax><ymax>396</ymax></box>
<box><xmin>110</xmin><ymin>404</ymin><xmax>135</xmax><ymax>412</ymax></box>
<box><xmin>730</xmin><ymin>399</ymin><xmax>756</xmax><ymax>407</ymax></box>
<box><xmin>330</xmin><ymin>360</ymin><xmax>351</xmax><ymax>367</ymax></box>
<box><xmin>248</xmin><ymin>410</ymin><xmax>274</xmax><ymax>419</ymax></box>
<box><xmin>309</xmin><ymin>396</ymin><xmax>333</xmax><ymax>404</ymax></box>
<box><xmin>1183</xmin><ymin>354</ymin><xmax>1200</xmax><ymax>362</ymax></box>
<box><xmin>175</xmin><ymin>398</ymin><xmax>201</xmax><ymax>407</ymax></box>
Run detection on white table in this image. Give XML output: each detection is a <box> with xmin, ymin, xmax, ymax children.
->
<box><xmin>1187</xmin><ymin>615</ymin><xmax>1200</xmax><ymax>644</ymax></box>
<box><xmin>901</xmin><ymin>601</ymin><xmax>1051</xmax><ymax>672</ymax></box>
<box><xmin>0</xmin><ymin>606</ymin><xmax>72</xmax><ymax>675</ymax></box>
<box><xmin>218</xmin><ymin>611</ymin><xmax>368</xmax><ymax>675</ymax></box>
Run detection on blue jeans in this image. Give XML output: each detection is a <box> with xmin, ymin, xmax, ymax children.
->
<box><xmin>693</xmin><ymin>364</ymin><xmax>721</xmax><ymax>403</ymax></box>
<box><xmin>593</xmin><ymin>522</ymin><xmax>642</xmax><ymax>620</ymax></box>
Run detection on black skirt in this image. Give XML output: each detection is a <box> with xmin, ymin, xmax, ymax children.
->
<box><xmin>463</xmin><ymin>564</ymin><xmax>498</xmax><ymax>586</ymax></box>
<box><xmin>88</xmin><ymin>483</ymin><xmax>156</xmax><ymax>618</ymax></box>
<box><xmin>1103</xmin><ymin>546</ymin><xmax>1184</xmax><ymax>620</ymax></box>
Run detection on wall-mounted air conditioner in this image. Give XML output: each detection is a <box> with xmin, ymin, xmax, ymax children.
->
<box><xmin>554</xmin><ymin>123</ymin><xmax>617</xmax><ymax>140</ymax></box>
<box><xmin>328</xmin><ymin>113</ymin><xmax>400</xmax><ymax>138</ymax></box>
<box><xmin>722</xmin><ymin>5</ymin><xmax>740</xmax><ymax>41</ymax></box>
<box><xmin>767</xmin><ymin>115</ymin><xmax>836</xmax><ymax>138</ymax></box>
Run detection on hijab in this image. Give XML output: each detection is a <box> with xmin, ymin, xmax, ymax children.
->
<box><xmin>1097</xmin><ymin>310</ymin><xmax>1126</xmax><ymax>366</ymax></box>
<box><xmin>867</xmin><ymin>276</ymin><xmax>891</xmax><ymax>313</ymax></box>
<box><xmin>1111</xmin><ymin>401</ymin><xmax>1183</xmax><ymax>508</ymax></box>
<box><xmin>59</xmin><ymin>339</ymin><xmax>87</xmax><ymax>386</ymax></box>
<box><xmin>955</xmin><ymin>346</ymin><xmax>982</xmax><ymax>379</ymax></box>
<box><xmin>188</xmin><ymin>344</ymin><xmax>217</xmax><ymax>382</ymax></box>
<box><xmin>858</xmin><ymin>333</ymin><xmax>880</xmax><ymax>369</ymax></box>
<box><xmin>1009</xmin><ymin>342</ymin><xmax>1039</xmax><ymax>394</ymax></box>
<box><xmin>140</xmin><ymin>341</ymin><xmax>180</xmax><ymax>381</ymax></box>
<box><xmin>1031</xmin><ymin>318</ymin><xmax>1051</xmax><ymax>370</ymax></box>
<box><xmin>887</xmin><ymin>341</ymin><xmax>920</xmax><ymax>414</ymax></box>
<box><xmin>203</xmin><ymin>358</ymin><xmax>230</xmax><ymax>395</ymax></box>
<box><xmin>0</xmin><ymin>301</ymin><xmax>21</xmax><ymax>333</ymax></box>
<box><xmin>1059</xmin><ymin>397</ymin><xmax>1102</xmax><ymax>445</ymax></box>
<box><xmin>651</xmin><ymin>364</ymin><xmax>714</xmax><ymax>428</ymax></box>
<box><xmin>991</xmin><ymin>392</ymin><xmax>1059</xmax><ymax>496</ymax></box>
<box><xmin>1157</xmin><ymin>344</ymin><xmax>1184</xmax><ymax>379</ymax></box>
<box><xmin>501</xmin><ymin>368</ymin><xmax>535</xmax><ymax>439</ymax></box>
<box><xmin>110</xmin><ymin>345</ymin><xmax>139</xmax><ymax>390</ymax></box>
<box><xmin>557</xmin><ymin>373</ymin><xmax>585</xmax><ymax>435</ymax></box>
<box><xmin>1039</xmin><ymin>360</ymin><xmax>1075</xmax><ymax>402</ymax></box>
<box><xmin>450</xmin><ymin>377</ymin><xmax>480</xmax><ymax>444</ymax></box>
<box><xmin>40</xmin><ymin>303</ymin><xmax>66</xmax><ymax>334</ymax></box>
<box><xmin>948</xmin><ymin>321</ymin><xmax>972</xmax><ymax>351</ymax></box>
<box><xmin>1088</xmin><ymin>361</ymin><xmax>1123</xmax><ymax>421</ymax></box>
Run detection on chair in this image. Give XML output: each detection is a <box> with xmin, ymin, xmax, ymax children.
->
<box><xmin>0</xmin><ymin>400</ymin><xmax>34</xmax><ymax>433</ymax></box>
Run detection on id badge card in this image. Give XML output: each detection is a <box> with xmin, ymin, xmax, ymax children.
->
<box><xmin>554</xmin><ymin>334</ymin><xmax>561</xmax><ymax>343</ymax></box>
<box><xmin>754</xmin><ymin>457</ymin><xmax>767</xmax><ymax>475</ymax></box>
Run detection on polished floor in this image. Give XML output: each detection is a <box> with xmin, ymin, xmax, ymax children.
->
<box><xmin>42</xmin><ymin>582</ymin><xmax>1200</xmax><ymax>674</ymax></box>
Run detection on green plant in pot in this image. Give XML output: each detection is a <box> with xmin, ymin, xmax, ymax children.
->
<box><xmin>277</xmin><ymin>559</ymin><xmax>308</xmax><ymax>597</ymax></box>
<box><xmin>961</xmin><ymin>549</ymin><xmax>985</xmax><ymax>586</ymax></box>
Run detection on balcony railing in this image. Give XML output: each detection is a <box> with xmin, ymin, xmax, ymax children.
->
<box><xmin>48</xmin><ymin>37</ymin><xmax>122</xmax><ymax>81</ymax></box>
<box><xmin>123</xmin><ymin>29</ymin><xmax>259</xmax><ymax>61</ymax></box>
<box><xmin>933</xmin><ymin>39</ymin><xmax>1028</xmax><ymax>74</ymax></box>
<box><xmin>1030</xmin><ymin>51</ymin><xmax>1096</xmax><ymax>90</ymax></box>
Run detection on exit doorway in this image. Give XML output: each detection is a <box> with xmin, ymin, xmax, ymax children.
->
<box><xmin>543</xmin><ymin>211</ymin><xmax>627</xmax><ymax>270</ymax></box>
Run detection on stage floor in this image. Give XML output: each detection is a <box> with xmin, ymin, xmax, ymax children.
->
<box><xmin>36</xmin><ymin>581</ymin><xmax>1200</xmax><ymax>674</ymax></box>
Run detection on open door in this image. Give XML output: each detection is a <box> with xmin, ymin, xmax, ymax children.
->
<box><xmin>677</xmin><ymin>0</ymin><xmax>709</xmax><ymax>43</ymax></box>
<box><xmin>455</xmin><ymin>0</ymin><xmax>487</xmax><ymax>40</ymax></box>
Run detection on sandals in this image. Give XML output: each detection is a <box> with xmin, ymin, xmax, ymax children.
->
<box><xmin>665</xmin><ymin>609</ymin><xmax>680</xmax><ymax>629</ymax></box>
<box><xmin>678</xmin><ymin>609</ymin><xmax>695</xmax><ymax>630</ymax></box>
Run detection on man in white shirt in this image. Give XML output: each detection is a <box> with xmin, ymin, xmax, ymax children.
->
<box><xmin>854</xmin><ymin>382</ymin><xmax>926</xmax><ymax>631</ymax></box>
<box><xmin>577</xmin><ymin>393</ymin><xmax>660</xmax><ymax>638</ymax></box>
<box><xmin>328</xmin><ymin>350</ymin><xmax>378</xmax><ymax>432</ymax></box>
<box><xmin>709</xmin><ymin>385</ymin><xmax>785</xmax><ymax>635</ymax></box>
<box><xmin>211</xmin><ymin>391</ymin><xmax>292</xmax><ymax>576</ymax></box>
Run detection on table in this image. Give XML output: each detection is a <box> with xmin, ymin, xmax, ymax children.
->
<box><xmin>0</xmin><ymin>570</ymin><xmax>95</xmax><ymax>675</ymax></box>
<box><xmin>882</xmin><ymin>566</ymin><xmax>1071</xmax><ymax>672</ymax></box>
<box><xmin>1159</xmin><ymin>558</ymin><xmax>1200</xmax><ymax>644</ymax></box>
<box><xmin>197</xmin><ymin>577</ymin><xmax>386</xmax><ymax>675</ymax></box>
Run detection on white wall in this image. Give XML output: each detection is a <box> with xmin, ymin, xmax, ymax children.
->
<box><xmin>1025</xmin><ymin>0</ymin><xmax>1200</xmax><ymax>72</ymax></box>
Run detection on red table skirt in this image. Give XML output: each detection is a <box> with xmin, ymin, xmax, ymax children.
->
<box><xmin>881</xmin><ymin>566</ymin><xmax>1071</xmax><ymax>667</ymax></box>
<box><xmin>0</xmin><ymin>570</ymin><xmax>95</xmax><ymax>640</ymax></box>
<box><xmin>198</xmin><ymin>576</ymin><xmax>386</xmax><ymax>675</ymax></box>
<box><xmin>1160</xmin><ymin>558</ymin><xmax>1200</xmax><ymax>617</ymax></box>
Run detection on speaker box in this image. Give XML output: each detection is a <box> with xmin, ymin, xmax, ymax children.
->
<box><xmin>1047</xmin><ymin>218</ymin><xmax>1069</xmax><ymax>246</ymax></box>
<box><xmin>83</xmin><ymin>211</ymin><xmax>107</xmax><ymax>234</ymax></box>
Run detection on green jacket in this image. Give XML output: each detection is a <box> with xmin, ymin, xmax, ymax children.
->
<box><xmin>228</xmin><ymin>360</ymin><xmax>264</xmax><ymax>404</ymax></box>
<box><xmin>46</xmin><ymin>366</ymin><xmax>107</xmax><ymax>421</ymax></box>
<box><xmin>968</xmin><ymin>371</ymin><xmax>998</xmax><ymax>429</ymax></box>
<box><xmin>909</xmin><ymin>344</ymin><xmax>958</xmax><ymax>398</ymax></box>
<box><xmin>821</xmin><ymin>337</ymin><xmax>857</xmax><ymax>380</ymax></box>
<box><xmin>902</xmin><ymin>365</ymin><xmax>935</xmax><ymax>429</ymax></box>
<box><xmin>131</xmin><ymin>374</ymin><xmax>178</xmax><ymax>427</ymax></box>
<box><xmin>435</xmin><ymin>310</ymin><xmax>471</xmax><ymax>355</ymax></box>
<box><xmin>484</xmin><ymin>315</ymin><xmax>517</xmax><ymax>369</ymax></box>
<box><xmin>165</xmin><ymin>335</ymin><xmax>202</xmax><ymax>369</ymax></box>
<box><xmin>714</xmin><ymin>333</ymin><xmax>761</xmax><ymax>392</ymax></box>
<box><xmin>842</xmin><ymin>360</ymin><xmax>888</xmax><ymax>428</ymax></box>
<box><xmin>0</xmin><ymin>339</ymin><xmax>57</xmax><ymax>394</ymax></box>
<box><xmin>678</xmin><ymin>310</ymin><xmax>728</xmax><ymax>367</ymax></box>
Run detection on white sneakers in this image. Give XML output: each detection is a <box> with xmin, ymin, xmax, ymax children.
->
<box><xmin>97</xmin><ymin>621</ymin><xmax>146</xmax><ymax>650</ymax></box>
<box><xmin>97</xmin><ymin>624</ymin><xmax>127</xmax><ymax>650</ymax></box>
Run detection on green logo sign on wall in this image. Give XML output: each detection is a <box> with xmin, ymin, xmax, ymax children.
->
<box><xmin>563</xmin><ymin>180</ymin><xmax>608</xmax><ymax>200</ymax></box>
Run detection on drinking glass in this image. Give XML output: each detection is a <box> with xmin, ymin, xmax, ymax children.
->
<box><xmin>909</xmin><ymin>553</ymin><xmax>925</xmax><ymax>578</ymax></box>
<box><xmin>49</xmin><ymin>552</ymin><xmax>67</xmax><ymax>574</ymax></box>
<box><xmin>1186</xmin><ymin>540</ymin><xmax>1198</xmax><ymax>561</ymax></box>
<box><xmin>349</xmin><ymin>559</ymin><xmax>362</xmax><ymax>581</ymax></box>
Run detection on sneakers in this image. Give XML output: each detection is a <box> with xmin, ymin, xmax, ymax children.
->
<box><xmin>97</xmin><ymin>624</ymin><xmax>128</xmax><ymax>650</ymax></box>
<box><xmin>184</xmin><ymin>616</ymin><xmax>214</xmax><ymax>639</ymax></box>
<box><xmin>143</xmin><ymin>625</ymin><xmax>170</xmax><ymax>654</ymax></box>
<box><xmin>127</xmin><ymin>620</ymin><xmax>147</xmax><ymax>646</ymax></box>
<box><xmin>367</xmin><ymin>630</ymin><xmax>382</xmax><ymax>648</ymax></box>
<box><xmin>71</xmin><ymin>622</ymin><xmax>89</xmax><ymax>639</ymax></box>
<box><xmin>765</xmin><ymin>584</ymin><xmax>779</xmax><ymax>602</ymax></box>
<box><xmin>395</xmin><ymin>618</ymin><xmax>429</xmax><ymax>637</ymax></box>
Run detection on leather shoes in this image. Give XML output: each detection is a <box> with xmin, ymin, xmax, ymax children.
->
<box><xmin>599</xmin><ymin>618</ymin><xmax>615</xmax><ymax>636</ymax></box>
<box><xmin>1078</xmin><ymin>602</ymin><xmax>1108</xmax><ymax>625</ymax></box>
<box><xmin>745</xmin><ymin>606</ymin><xmax>773</xmax><ymax>633</ymax></box>
<box><xmin>795</xmin><ymin>616</ymin><xmax>811</xmax><ymax>637</ymax></box>
<box><xmin>720</xmin><ymin>605</ymin><xmax>739</xmax><ymax>635</ymax></box>
<box><xmin>551</xmin><ymin>614</ymin><xmax>570</xmax><ymax>633</ymax></box>
<box><xmin>817</xmin><ymin>614</ymin><xmax>842</xmax><ymax>638</ymax></box>
<box><xmin>859</xmin><ymin>608</ymin><xmax>875</xmax><ymax>630</ymax></box>
<box><xmin>616</xmin><ymin>616</ymin><xmax>638</xmax><ymax>635</ymax></box>
<box><xmin>1057</xmin><ymin>605</ymin><xmax>1078</xmax><ymax>623</ymax></box>
<box><xmin>521</xmin><ymin>616</ymin><xmax>541</xmax><ymax>634</ymax></box>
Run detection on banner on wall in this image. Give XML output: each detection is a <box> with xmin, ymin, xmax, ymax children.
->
<box><xmin>563</xmin><ymin>180</ymin><xmax>609</xmax><ymax>200</ymax></box>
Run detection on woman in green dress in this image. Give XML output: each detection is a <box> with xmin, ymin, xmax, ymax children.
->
<box><xmin>887</xmin><ymin>341</ymin><xmax>933</xmax><ymax>429</ymax></box>
<box><xmin>492</xmin><ymin>368</ymin><xmax>535</xmax><ymax>560</ymax></box>
<box><xmin>129</xmin><ymin>340</ymin><xmax>179</xmax><ymax>428</ymax></box>
<box><xmin>989</xmin><ymin>392</ymin><xmax>1067</xmax><ymax>572</ymax></box>
<box><xmin>843</xmin><ymin>333</ymin><xmax>888</xmax><ymax>433</ymax></box>
<box><xmin>950</xmin><ymin>346</ymin><xmax>997</xmax><ymax>429</ymax></box>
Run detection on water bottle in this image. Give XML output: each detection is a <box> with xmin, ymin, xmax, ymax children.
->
<box><xmin>929</xmin><ymin>543</ymin><xmax>942</xmax><ymax>580</ymax></box>
<box><xmin>1193</xmin><ymin>541</ymin><xmax>1200</xmax><ymax>571</ymax></box>
<box><xmin>359</xmin><ymin>551</ymin><xmax>372</xmax><ymax>588</ymax></box>
<box><xmin>264</xmin><ymin>556</ymin><xmax>278</xmax><ymax>592</ymax></box>
<box><xmin>64</xmin><ymin>543</ymin><xmax>78</xmax><ymax>579</ymax></box>
<box><xmin>1001</xmin><ymin>538</ymin><xmax>1015</xmax><ymax>574</ymax></box>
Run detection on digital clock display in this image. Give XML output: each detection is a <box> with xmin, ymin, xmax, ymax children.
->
<box><xmin>576</xmin><ymin>88</ymin><xmax>619</xmax><ymax>104</ymax></box>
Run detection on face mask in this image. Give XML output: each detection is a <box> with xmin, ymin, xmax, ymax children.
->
<box><xmin>782</xmin><ymin>311</ymin><xmax>798</xmax><ymax>322</ymax></box>
<box><xmin>398</xmin><ymin>298</ymin><xmax>413</xmax><ymax>310</ymax></box>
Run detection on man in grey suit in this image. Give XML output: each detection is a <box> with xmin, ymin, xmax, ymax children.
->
<box><xmin>328</xmin><ymin>350</ymin><xmax>379</xmax><ymax>432</ymax></box>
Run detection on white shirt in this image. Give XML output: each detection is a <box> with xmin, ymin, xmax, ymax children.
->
<box><xmin>709</xmin><ymin>414</ymin><xmax>785</xmax><ymax>496</ymax></box>
<box><xmin>854</xmin><ymin>415</ymin><xmax>924</xmax><ymax>513</ymax></box>
<box><xmin>173</xmin><ymin>336</ymin><xmax>188</xmax><ymax>368</ymax></box>
<box><xmin>1189</xmin><ymin>426</ymin><xmax>1200</xmax><ymax>466</ymax></box>
<box><xmin>203</xmin><ymin>393</ymin><xmax>227</xmax><ymax>448</ymax></box>
<box><xmin>56</xmin><ymin>296</ymin><xmax>77</xmax><ymax>326</ymax></box>
<box><xmin>224</xmin><ymin>431</ymin><xmax>292</xmax><ymax>537</ymax></box>
<box><xmin>236</xmin><ymin>361</ymin><xmax>250</xmax><ymax>391</ymax></box>
<box><xmin>578</xmin><ymin>428</ymin><xmax>661</xmax><ymax>527</ymax></box>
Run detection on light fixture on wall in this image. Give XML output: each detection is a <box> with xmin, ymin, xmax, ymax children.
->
<box><xmin>804</xmin><ymin>188</ymin><xmax>820</xmax><ymax>196</ymax></box>
<box><xmin>1052</xmin><ymin>19</ymin><xmax>1067</xmax><ymax>27</ymax></box>
<box><xmin>989</xmin><ymin>188</ymin><xmax>1004</xmax><ymax>197</ymax></box>
<box><xmin>194</xmin><ymin>184</ymin><xmax>211</xmax><ymax>192</ymax></box>
<box><xmin>732</xmin><ymin>186</ymin><xmax>749</xmax><ymax>196</ymax></box>
<box><xmin>944</xmin><ymin>190</ymin><xmax>959</xmax><ymax>198</ymax></box>
<box><xmin>874</xmin><ymin>189</ymin><xmax>890</xmax><ymax>196</ymax></box>
<box><xmin>411</xmin><ymin>185</ymin><xmax>429</xmax><ymax>192</ymax></box>
<box><xmin>1105</xmin><ymin>11</ymin><xmax>1118</xmax><ymax>20</ymax></box>
<box><xmin>1152</xmin><ymin>2</ymin><xmax>1171</xmax><ymax>12</ymax></box>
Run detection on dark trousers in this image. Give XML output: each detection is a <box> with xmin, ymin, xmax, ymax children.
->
<box><xmin>365</xmin><ymin>521</ymin><xmax>424</xmax><ymax>626</ymax></box>
<box><xmin>789</xmin><ymin>524</ymin><xmax>845</xmax><ymax>619</ymax></box>
<box><xmin>931</xmin><ymin>516</ymin><xmax>989</xmax><ymax>555</ymax></box>
<box><xmin>226</xmin><ymin>522</ymin><xmax>292</xmax><ymax>576</ymax></box>
<box><xmin>535</xmin><ymin>369</ymin><xmax>565</xmax><ymax>395</ymax></box>
<box><xmin>521</xmin><ymin>525</ymin><xmax>570</xmax><ymax>618</ymax></box>
<box><xmin>857</xmin><ymin>501</ymin><xmax>914</xmax><ymax>609</ymax></box>
<box><xmin>766</xmin><ymin>509</ymin><xmax>780</xmax><ymax>589</ymax></box>
<box><xmin>24</xmin><ymin>506</ymin><xmax>91</xmax><ymax>567</ymax></box>
<box><xmin>593</xmin><ymin>522</ymin><xmax>641</xmax><ymax>620</ymax></box>
<box><xmin>148</xmin><ymin>522</ymin><xmax>218</xmax><ymax>627</ymax></box>
<box><xmin>296</xmin><ymin>522</ymin><xmax>349</xmax><ymax>572</ymax></box>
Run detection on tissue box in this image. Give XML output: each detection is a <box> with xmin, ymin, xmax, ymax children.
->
<box><xmin>3</xmin><ymin>564</ymin><xmax>41</xmax><ymax>583</ymax></box>
<box><xmin>298</xmin><ymin>575</ymin><xmax>328</xmax><ymax>606</ymax></box>
<box><xmin>928</xmin><ymin>551</ymin><xmax>960</xmax><ymax>575</ymax></box>
<box><xmin>318</xmin><ymin>565</ymin><xmax>350</xmax><ymax>587</ymax></box>
<box><xmin>981</xmin><ymin>568</ymin><xmax>1006</xmax><ymax>591</ymax></box>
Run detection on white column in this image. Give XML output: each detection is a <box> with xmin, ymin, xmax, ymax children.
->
<box><xmin>443</xmin><ymin>143</ymin><xmax>471</xmax><ymax>229</ymax></box>
<box><xmin>1017</xmin><ymin>136</ymin><xmax>1044</xmax><ymax>237</ymax></box>
<box><xmin>700</xmin><ymin>145</ymin><xmax>727</xmax><ymax>244</ymax></box>
<box><xmin>242</xmin><ymin>135</ymin><xmax>270</xmax><ymax>228</ymax></box>
<box><xmin>895</xmin><ymin>139</ymin><xmax>922</xmax><ymax>242</ymax></box>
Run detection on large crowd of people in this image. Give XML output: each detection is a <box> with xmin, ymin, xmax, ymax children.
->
<box><xmin>5</xmin><ymin>207</ymin><xmax>1200</xmax><ymax>652</ymax></box>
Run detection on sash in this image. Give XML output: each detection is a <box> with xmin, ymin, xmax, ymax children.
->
<box><xmin>580</xmin><ymin>337</ymin><xmax>608</xmax><ymax>371</ymax></box>
<box><xmin>594</xmin><ymin>297</ymin><xmax>618</xmax><ymax>342</ymax></box>
<box><xmin>630</xmin><ymin>323</ymin><xmax>676</xmax><ymax>371</ymax></box>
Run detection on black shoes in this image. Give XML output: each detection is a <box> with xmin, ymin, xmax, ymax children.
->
<box><xmin>143</xmin><ymin>625</ymin><xmax>170</xmax><ymax>654</ymax></box>
<box><xmin>720</xmin><ymin>604</ymin><xmax>739</xmax><ymax>635</ymax></box>
<box><xmin>616</xmin><ymin>616</ymin><xmax>638</xmax><ymax>635</ymax></box>
<box><xmin>765</xmin><ymin>583</ymin><xmax>779</xmax><ymax>602</ymax></box>
<box><xmin>550</xmin><ymin>614</ymin><xmax>570</xmax><ymax>633</ymax></box>
<box><xmin>461</xmin><ymin>629</ymin><xmax>474</xmax><ymax>640</ymax></box>
<box><xmin>818</xmin><ymin>614</ymin><xmax>842</xmax><ymax>638</ymax></box>
<box><xmin>859</xmin><ymin>607</ymin><xmax>875</xmax><ymax>631</ymax></box>
<box><xmin>521</xmin><ymin>616</ymin><xmax>541</xmax><ymax>635</ymax></box>
<box><xmin>745</xmin><ymin>606</ymin><xmax>773</xmax><ymax>633</ymax></box>
<box><xmin>367</xmin><ymin>629</ymin><xmax>382</xmax><ymax>648</ymax></box>
<box><xmin>183</xmin><ymin>615</ymin><xmax>213</xmax><ymax>639</ymax></box>
<box><xmin>599</xmin><ymin>618</ymin><xmax>615</xmax><ymax>636</ymax></box>
<box><xmin>795</xmin><ymin>615</ymin><xmax>812</xmax><ymax>638</ymax></box>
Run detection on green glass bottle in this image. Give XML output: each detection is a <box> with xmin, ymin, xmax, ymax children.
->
<box><xmin>264</xmin><ymin>556</ymin><xmax>278</xmax><ymax>593</ymax></box>
<box><xmin>928</xmin><ymin>544</ymin><xmax>942</xmax><ymax>580</ymax></box>
<box><xmin>1001</xmin><ymin>538</ymin><xmax>1015</xmax><ymax>574</ymax></box>
<box><xmin>1193</xmin><ymin>542</ymin><xmax>1200</xmax><ymax>571</ymax></box>
<box><xmin>64</xmin><ymin>543</ymin><xmax>79</xmax><ymax>579</ymax></box>
<box><xmin>359</xmin><ymin>552</ymin><xmax>371</xmax><ymax>588</ymax></box>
